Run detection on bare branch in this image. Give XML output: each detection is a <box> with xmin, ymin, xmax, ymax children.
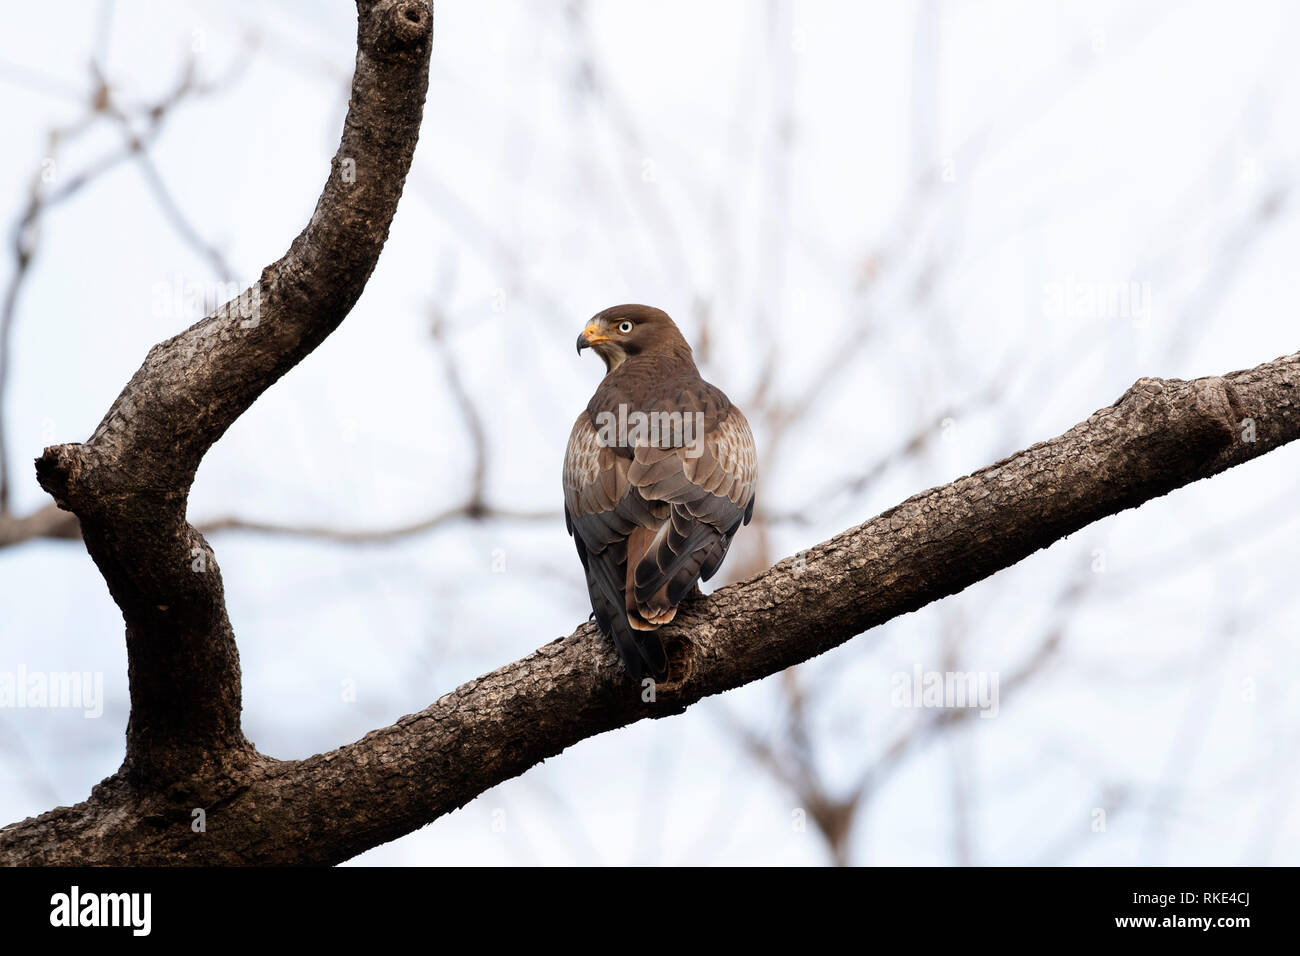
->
<box><xmin>0</xmin><ymin>51</ymin><xmax>250</xmax><ymax>514</ymax></box>
<box><xmin>197</xmin><ymin>504</ymin><xmax>556</xmax><ymax>543</ymax></box>
<box><xmin>0</xmin><ymin>502</ymin><xmax>80</xmax><ymax>548</ymax></box>
<box><xmin>0</xmin><ymin>500</ymin><xmax>557</xmax><ymax>550</ymax></box>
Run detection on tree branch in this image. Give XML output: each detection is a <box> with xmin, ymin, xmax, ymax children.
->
<box><xmin>26</xmin><ymin>0</ymin><xmax>433</xmax><ymax>784</ymax></box>
<box><xmin>3</xmin><ymin>350</ymin><xmax>1295</xmax><ymax>864</ymax></box>
<box><xmin>0</xmin><ymin>499</ymin><xmax>556</xmax><ymax>549</ymax></box>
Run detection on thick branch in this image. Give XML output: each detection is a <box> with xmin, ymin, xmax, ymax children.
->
<box><xmin>3</xmin><ymin>352</ymin><xmax>1295</xmax><ymax>864</ymax></box>
<box><xmin>28</xmin><ymin>0</ymin><xmax>433</xmax><ymax>782</ymax></box>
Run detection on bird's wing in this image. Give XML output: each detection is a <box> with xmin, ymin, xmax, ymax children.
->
<box><xmin>563</xmin><ymin>412</ymin><xmax>668</xmax><ymax>678</ymax></box>
<box><xmin>623</xmin><ymin>403</ymin><xmax>757</xmax><ymax>624</ymax></box>
<box><xmin>564</xmin><ymin>401</ymin><xmax>757</xmax><ymax>677</ymax></box>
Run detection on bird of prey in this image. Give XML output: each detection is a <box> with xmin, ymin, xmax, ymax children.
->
<box><xmin>564</xmin><ymin>304</ymin><xmax>757</xmax><ymax>680</ymax></box>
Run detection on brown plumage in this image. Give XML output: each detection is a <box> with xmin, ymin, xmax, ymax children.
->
<box><xmin>563</xmin><ymin>304</ymin><xmax>757</xmax><ymax>679</ymax></box>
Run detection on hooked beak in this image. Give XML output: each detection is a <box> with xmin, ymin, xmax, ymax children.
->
<box><xmin>576</xmin><ymin>323</ymin><xmax>611</xmax><ymax>354</ymax></box>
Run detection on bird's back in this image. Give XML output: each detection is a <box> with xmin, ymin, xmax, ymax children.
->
<box><xmin>565</xmin><ymin>350</ymin><xmax>757</xmax><ymax>679</ymax></box>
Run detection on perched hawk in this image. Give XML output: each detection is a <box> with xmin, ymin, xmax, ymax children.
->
<box><xmin>564</xmin><ymin>305</ymin><xmax>757</xmax><ymax>679</ymax></box>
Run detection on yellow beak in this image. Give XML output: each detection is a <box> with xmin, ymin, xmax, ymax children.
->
<box><xmin>577</xmin><ymin>323</ymin><xmax>612</xmax><ymax>353</ymax></box>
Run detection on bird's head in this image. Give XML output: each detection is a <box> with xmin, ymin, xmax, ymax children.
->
<box><xmin>576</xmin><ymin>304</ymin><xmax>690</xmax><ymax>373</ymax></box>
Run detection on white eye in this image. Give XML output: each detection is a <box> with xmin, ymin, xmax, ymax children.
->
<box><xmin>617</xmin><ymin>321</ymin><xmax>633</xmax><ymax>334</ymax></box>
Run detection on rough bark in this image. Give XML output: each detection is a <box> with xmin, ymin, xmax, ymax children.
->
<box><xmin>2</xmin><ymin>0</ymin><xmax>1298</xmax><ymax>866</ymax></box>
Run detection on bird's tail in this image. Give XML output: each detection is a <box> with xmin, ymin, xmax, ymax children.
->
<box><xmin>603</xmin><ymin>611</ymin><xmax>667</xmax><ymax>682</ymax></box>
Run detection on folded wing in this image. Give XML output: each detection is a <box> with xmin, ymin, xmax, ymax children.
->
<box><xmin>563</xmin><ymin>404</ymin><xmax>757</xmax><ymax>678</ymax></box>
